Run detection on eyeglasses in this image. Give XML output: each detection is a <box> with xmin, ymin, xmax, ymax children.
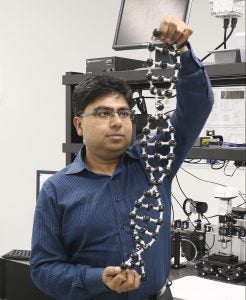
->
<box><xmin>79</xmin><ymin>107</ymin><xmax>135</xmax><ymax>121</ymax></box>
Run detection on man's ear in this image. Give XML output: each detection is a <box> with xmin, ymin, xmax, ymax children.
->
<box><xmin>73</xmin><ymin>116</ymin><xmax>83</xmax><ymax>136</ymax></box>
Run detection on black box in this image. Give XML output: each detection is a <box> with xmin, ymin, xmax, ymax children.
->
<box><xmin>0</xmin><ymin>258</ymin><xmax>52</xmax><ymax>300</ymax></box>
<box><xmin>232</xmin><ymin>207</ymin><xmax>246</xmax><ymax>219</ymax></box>
<box><xmin>86</xmin><ymin>56</ymin><xmax>144</xmax><ymax>73</ymax></box>
<box><xmin>171</xmin><ymin>229</ymin><xmax>206</xmax><ymax>261</ymax></box>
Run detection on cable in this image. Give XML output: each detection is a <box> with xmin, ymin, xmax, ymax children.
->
<box><xmin>223</xmin><ymin>18</ymin><xmax>230</xmax><ymax>49</ymax></box>
<box><xmin>176</xmin><ymin>171</ymin><xmax>220</xmax><ymax>229</ymax></box>
<box><xmin>175</xmin><ymin>174</ymin><xmax>188</xmax><ymax>198</ymax></box>
<box><xmin>180</xmin><ymin>167</ymin><xmax>227</xmax><ymax>187</ymax></box>
<box><xmin>236</xmin><ymin>191</ymin><xmax>246</xmax><ymax>206</ymax></box>
<box><xmin>223</xmin><ymin>161</ymin><xmax>239</xmax><ymax>177</ymax></box>
<box><xmin>201</xmin><ymin>17</ymin><xmax>238</xmax><ymax>62</ymax></box>
<box><xmin>204</xmin><ymin>227</ymin><xmax>216</xmax><ymax>251</ymax></box>
<box><xmin>171</xmin><ymin>192</ymin><xmax>184</xmax><ymax>211</ymax></box>
<box><xmin>206</xmin><ymin>214</ymin><xmax>219</xmax><ymax>219</ymax></box>
<box><xmin>238</xmin><ymin>191</ymin><xmax>246</xmax><ymax>203</ymax></box>
<box><xmin>184</xmin><ymin>159</ymin><xmax>206</xmax><ymax>164</ymax></box>
<box><xmin>201</xmin><ymin>214</ymin><xmax>211</xmax><ymax>226</ymax></box>
<box><xmin>210</xmin><ymin>160</ymin><xmax>226</xmax><ymax>170</ymax></box>
<box><xmin>164</xmin><ymin>109</ymin><xmax>175</xmax><ymax>115</ymax></box>
<box><xmin>223</xmin><ymin>27</ymin><xmax>227</xmax><ymax>49</ymax></box>
<box><xmin>171</xmin><ymin>193</ymin><xmax>196</xmax><ymax>229</ymax></box>
<box><xmin>237</xmin><ymin>202</ymin><xmax>246</xmax><ymax>207</ymax></box>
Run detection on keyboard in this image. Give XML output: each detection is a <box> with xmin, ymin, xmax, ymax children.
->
<box><xmin>2</xmin><ymin>249</ymin><xmax>31</xmax><ymax>261</ymax></box>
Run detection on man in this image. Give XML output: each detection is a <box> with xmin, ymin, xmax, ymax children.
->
<box><xmin>30</xmin><ymin>16</ymin><xmax>214</xmax><ymax>300</ymax></box>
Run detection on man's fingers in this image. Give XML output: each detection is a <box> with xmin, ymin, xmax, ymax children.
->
<box><xmin>118</xmin><ymin>270</ymin><xmax>140</xmax><ymax>290</ymax></box>
<box><xmin>155</xmin><ymin>15</ymin><xmax>193</xmax><ymax>46</ymax></box>
<box><xmin>102</xmin><ymin>266</ymin><xmax>123</xmax><ymax>288</ymax></box>
<box><xmin>176</xmin><ymin>27</ymin><xmax>193</xmax><ymax>45</ymax></box>
<box><xmin>103</xmin><ymin>268</ymin><xmax>140</xmax><ymax>293</ymax></box>
<box><xmin>111</xmin><ymin>270</ymin><xmax>128</xmax><ymax>286</ymax></box>
<box><xmin>125</xmin><ymin>269</ymin><xmax>140</xmax><ymax>289</ymax></box>
<box><xmin>104</xmin><ymin>266</ymin><xmax>122</xmax><ymax>277</ymax></box>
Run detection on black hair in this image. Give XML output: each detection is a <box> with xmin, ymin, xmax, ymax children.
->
<box><xmin>72</xmin><ymin>74</ymin><xmax>134</xmax><ymax>116</ymax></box>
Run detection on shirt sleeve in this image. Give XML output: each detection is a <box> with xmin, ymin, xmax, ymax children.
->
<box><xmin>30</xmin><ymin>181</ymin><xmax>108</xmax><ymax>300</ymax></box>
<box><xmin>169</xmin><ymin>46</ymin><xmax>214</xmax><ymax>179</ymax></box>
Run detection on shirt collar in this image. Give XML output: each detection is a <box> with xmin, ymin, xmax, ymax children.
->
<box><xmin>65</xmin><ymin>147</ymin><xmax>87</xmax><ymax>175</ymax></box>
<box><xmin>65</xmin><ymin>144</ymin><xmax>140</xmax><ymax>175</ymax></box>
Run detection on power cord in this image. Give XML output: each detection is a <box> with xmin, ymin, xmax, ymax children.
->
<box><xmin>201</xmin><ymin>17</ymin><xmax>238</xmax><ymax>62</ymax></box>
<box><xmin>237</xmin><ymin>191</ymin><xmax>246</xmax><ymax>207</ymax></box>
<box><xmin>180</xmin><ymin>167</ymin><xmax>227</xmax><ymax>187</ymax></box>
<box><xmin>223</xmin><ymin>18</ymin><xmax>230</xmax><ymax>49</ymax></box>
<box><xmin>223</xmin><ymin>160</ymin><xmax>240</xmax><ymax>176</ymax></box>
<box><xmin>175</xmin><ymin>174</ymin><xmax>188</xmax><ymax>198</ymax></box>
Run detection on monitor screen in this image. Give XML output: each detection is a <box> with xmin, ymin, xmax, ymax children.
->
<box><xmin>36</xmin><ymin>170</ymin><xmax>56</xmax><ymax>199</ymax></box>
<box><xmin>113</xmin><ymin>0</ymin><xmax>193</xmax><ymax>50</ymax></box>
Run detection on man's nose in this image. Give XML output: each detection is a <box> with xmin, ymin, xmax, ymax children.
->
<box><xmin>110</xmin><ymin>112</ymin><xmax>123</xmax><ymax>124</ymax></box>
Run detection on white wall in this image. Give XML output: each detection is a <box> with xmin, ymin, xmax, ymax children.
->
<box><xmin>0</xmin><ymin>0</ymin><xmax>245</xmax><ymax>255</ymax></box>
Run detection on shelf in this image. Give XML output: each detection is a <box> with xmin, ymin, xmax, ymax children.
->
<box><xmin>63</xmin><ymin>62</ymin><xmax>245</xmax><ymax>164</ymax></box>
<box><xmin>62</xmin><ymin>62</ymin><xmax>246</xmax><ymax>88</ymax></box>
<box><xmin>62</xmin><ymin>143</ymin><xmax>246</xmax><ymax>162</ymax></box>
<box><xmin>187</xmin><ymin>146</ymin><xmax>246</xmax><ymax>161</ymax></box>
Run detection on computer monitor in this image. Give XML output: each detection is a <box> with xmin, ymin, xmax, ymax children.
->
<box><xmin>36</xmin><ymin>170</ymin><xmax>56</xmax><ymax>199</ymax></box>
<box><xmin>113</xmin><ymin>0</ymin><xmax>193</xmax><ymax>50</ymax></box>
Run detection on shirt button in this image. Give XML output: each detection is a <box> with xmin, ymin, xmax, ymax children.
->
<box><xmin>115</xmin><ymin>198</ymin><xmax>120</xmax><ymax>202</ymax></box>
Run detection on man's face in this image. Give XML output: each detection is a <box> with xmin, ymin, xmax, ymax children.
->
<box><xmin>73</xmin><ymin>92</ymin><xmax>133</xmax><ymax>160</ymax></box>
